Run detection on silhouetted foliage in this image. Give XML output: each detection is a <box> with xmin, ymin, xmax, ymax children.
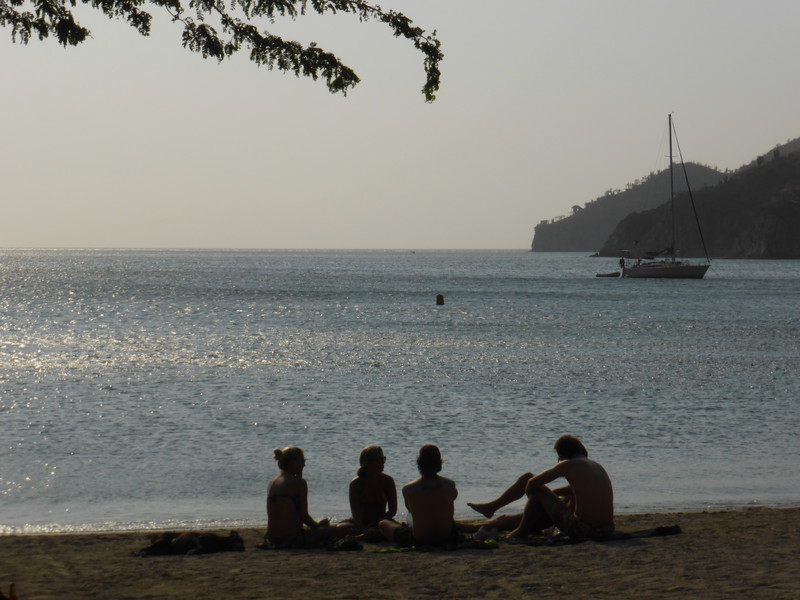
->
<box><xmin>1</xmin><ymin>0</ymin><xmax>443</xmax><ymax>101</ymax></box>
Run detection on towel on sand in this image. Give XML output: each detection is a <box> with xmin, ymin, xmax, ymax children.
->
<box><xmin>509</xmin><ymin>525</ymin><xmax>682</xmax><ymax>547</ymax></box>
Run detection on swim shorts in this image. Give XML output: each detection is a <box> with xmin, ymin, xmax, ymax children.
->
<box><xmin>552</xmin><ymin>509</ymin><xmax>614</xmax><ymax>540</ymax></box>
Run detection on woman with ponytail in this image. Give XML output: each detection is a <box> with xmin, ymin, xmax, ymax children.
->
<box><xmin>261</xmin><ymin>446</ymin><xmax>355</xmax><ymax>548</ymax></box>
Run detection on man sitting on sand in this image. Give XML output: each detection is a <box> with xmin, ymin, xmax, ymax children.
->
<box><xmin>379</xmin><ymin>444</ymin><xmax>463</xmax><ymax>547</ymax></box>
<box><xmin>468</xmin><ymin>435</ymin><xmax>614</xmax><ymax>540</ymax></box>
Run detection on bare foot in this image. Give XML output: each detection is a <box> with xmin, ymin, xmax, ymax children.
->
<box><xmin>467</xmin><ymin>502</ymin><xmax>495</xmax><ymax>519</ymax></box>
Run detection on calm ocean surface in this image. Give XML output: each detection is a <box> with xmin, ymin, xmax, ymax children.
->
<box><xmin>1</xmin><ymin>249</ymin><xmax>798</xmax><ymax>534</ymax></box>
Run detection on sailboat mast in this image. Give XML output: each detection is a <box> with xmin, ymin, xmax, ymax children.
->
<box><xmin>669</xmin><ymin>113</ymin><xmax>675</xmax><ymax>259</ymax></box>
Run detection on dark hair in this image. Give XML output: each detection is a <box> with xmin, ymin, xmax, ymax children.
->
<box><xmin>416</xmin><ymin>444</ymin><xmax>442</xmax><ymax>476</ymax></box>
<box><xmin>554</xmin><ymin>435</ymin><xmax>588</xmax><ymax>459</ymax></box>
<box><xmin>357</xmin><ymin>446</ymin><xmax>385</xmax><ymax>477</ymax></box>
<box><xmin>273</xmin><ymin>446</ymin><xmax>304</xmax><ymax>470</ymax></box>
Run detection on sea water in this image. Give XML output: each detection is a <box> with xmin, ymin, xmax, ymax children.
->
<box><xmin>1</xmin><ymin>249</ymin><xmax>798</xmax><ymax>533</ymax></box>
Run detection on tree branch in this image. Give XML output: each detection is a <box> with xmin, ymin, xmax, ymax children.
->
<box><xmin>1</xmin><ymin>0</ymin><xmax>442</xmax><ymax>100</ymax></box>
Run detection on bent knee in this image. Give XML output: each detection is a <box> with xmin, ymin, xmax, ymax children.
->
<box><xmin>517</xmin><ymin>472</ymin><xmax>534</xmax><ymax>484</ymax></box>
<box><xmin>377</xmin><ymin>520</ymin><xmax>396</xmax><ymax>537</ymax></box>
<box><xmin>524</xmin><ymin>479</ymin><xmax>546</xmax><ymax>496</ymax></box>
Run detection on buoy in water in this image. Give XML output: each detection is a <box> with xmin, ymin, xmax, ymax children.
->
<box><xmin>436</xmin><ymin>294</ymin><xmax>445</xmax><ymax>305</ymax></box>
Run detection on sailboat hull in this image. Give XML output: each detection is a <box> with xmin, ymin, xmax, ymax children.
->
<box><xmin>617</xmin><ymin>115</ymin><xmax>711</xmax><ymax>281</ymax></box>
<box><xmin>623</xmin><ymin>261</ymin><xmax>709</xmax><ymax>279</ymax></box>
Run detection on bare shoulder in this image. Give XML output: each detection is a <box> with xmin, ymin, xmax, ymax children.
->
<box><xmin>421</xmin><ymin>475</ymin><xmax>456</xmax><ymax>491</ymax></box>
<box><xmin>289</xmin><ymin>473</ymin><xmax>308</xmax><ymax>493</ymax></box>
<box><xmin>573</xmin><ymin>456</ymin><xmax>606</xmax><ymax>471</ymax></box>
<box><xmin>444</xmin><ymin>476</ymin><xmax>458</xmax><ymax>499</ymax></box>
<box><xmin>564</xmin><ymin>457</ymin><xmax>610</xmax><ymax>481</ymax></box>
<box><xmin>403</xmin><ymin>477</ymin><xmax>422</xmax><ymax>493</ymax></box>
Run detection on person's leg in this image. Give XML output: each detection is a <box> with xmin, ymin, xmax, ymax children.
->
<box><xmin>337</xmin><ymin>521</ymin><xmax>360</xmax><ymax>536</ymax></box>
<box><xmin>378</xmin><ymin>519</ymin><xmax>403</xmax><ymax>542</ymax></box>
<box><xmin>456</xmin><ymin>513</ymin><xmax>522</xmax><ymax>534</ymax></box>
<box><xmin>464</xmin><ymin>515</ymin><xmax>525</xmax><ymax>545</ymax></box>
<box><xmin>509</xmin><ymin>486</ymin><xmax>565</xmax><ymax>538</ymax></box>
<box><xmin>455</xmin><ymin>520</ymin><xmax>482</xmax><ymax>533</ymax></box>
<box><xmin>309</xmin><ymin>522</ymin><xmax>355</xmax><ymax>545</ymax></box>
<box><xmin>357</xmin><ymin>526</ymin><xmax>384</xmax><ymax>542</ymax></box>
<box><xmin>468</xmin><ymin>472</ymin><xmax>533</xmax><ymax>518</ymax></box>
<box><xmin>379</xmin><ymin>520</ymin><xmax>417</xmax><ymax>546</ymax></box>
<box><xmin>483</xmin><ymin>513</ymin><xmax>524</xmax><ymax>531</ymax></box>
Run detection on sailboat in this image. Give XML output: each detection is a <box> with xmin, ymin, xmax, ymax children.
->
<box><xmin>621</xmin><ymin>114</ymin><xmax>711</xmax><ymax>279</ymax></box>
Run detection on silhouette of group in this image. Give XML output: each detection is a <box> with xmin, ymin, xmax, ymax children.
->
<box><xmin>259</xmin><ymin>436</ymin><xmax>614</xmax><ymax>549</ymax></box>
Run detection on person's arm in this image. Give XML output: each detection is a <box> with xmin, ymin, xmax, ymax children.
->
<box><xmin>552</xmin><ymin>483</ymin><xmax>574</xmax><ymax>510</ymax></box>
<box><xmin>401</xmin><ymin>483</ymin><xmax>416</xmax><ymax>521</ymax></box>
<box><xmin>552</xmin><ymin>484</ymin><xmax>572</xmax><ymax>497</ymax></box>
<box><xmin>525</xmin><ymin>461</ymin><xmax>569</xmax><ymax>492</ymax></box>
<box><xmin>297</xmin><ymin>478</ymin><xmax>329</xmax><ymax>528</ymax></box>
<box><xmin>349</xmin><ymin>478</ymin><xmax>367</xmax><ymax>529</ymax></box>
<box><xmin>383</xmin><ymin>475</ymin><xmax>398</xmax><ymax>520</ymax></box>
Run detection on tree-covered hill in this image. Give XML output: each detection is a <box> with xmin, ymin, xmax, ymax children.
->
<box><xmin>530</xmin><ymin>163</ymin><xmax>723</xmax><ymax>252</ymax></box>
<box><xmin>598</xmin><ymin>150</ymin><xmax>800</xmax><ymax>259</ymax></box>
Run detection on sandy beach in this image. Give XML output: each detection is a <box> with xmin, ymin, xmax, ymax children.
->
<box><xmin>1</xmin><ymin>508</ymin><xmax>798</xmax><ymax>600</ymax></box>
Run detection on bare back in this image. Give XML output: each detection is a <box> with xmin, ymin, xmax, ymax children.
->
<box><xmin>266</xmin><ymin>473</ymin><xmax>306</xmax><ymax>541</ymax></box>
<box><xmin>402</xmin><ymin>475</ymin><xmax>457</xmax><ymax>543</ymax></box>
<box><xmin>349</xmin><ymin>472</ymin><xmax>397</xmax><ymax>529</ymax></box>
<box><xmin>561</xmin><ymin>457</ymin><xmax>614</xmax><ymax>528</ymax></box>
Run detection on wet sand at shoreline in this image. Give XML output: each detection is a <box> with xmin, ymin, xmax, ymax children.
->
<box><xmin>1</xmin><ymin>508</ymin><xmax>798</xmax><ymax>599</ymax></box>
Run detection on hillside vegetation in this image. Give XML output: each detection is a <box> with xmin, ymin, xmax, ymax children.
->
<box><xmin>531</xmin><ymin>164</ymin><xmax>722</xmax><ymax>252</ymax></box>
<box><xmin>531</xmin><ymin>137</ymin><xmax>800</xmax><ymax>258</ymax></box>
<box><xmin>599</xmin><ymin>150</ymin><xmax>800</xmax><ymax>259</ymax></box>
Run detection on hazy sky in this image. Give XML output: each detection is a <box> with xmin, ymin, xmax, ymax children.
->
<box><xmin>3</xmin><ymin>1</ymin><xmax>800</xmax><ymax>249</ymax></box>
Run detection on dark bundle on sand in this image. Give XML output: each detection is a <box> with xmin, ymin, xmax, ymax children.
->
<box><xmin>135</xmin><ymin>531</ymin><xmax>245</xmax><ymax>556</ymax></box>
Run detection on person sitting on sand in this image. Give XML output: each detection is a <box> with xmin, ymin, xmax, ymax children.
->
<box><xmin>342</xmin><ymin>446</ymin><xmax>398</xmax><ymax>542</ymax></box>
<box><xmin>378</xmin><ymin>444</ymin><xmax>463</xmax><ymax>547</ymax></box>
<box><xmin>468</xmin><ymin>435</ymin><xmax>615</xmax><ymax>540</ymax></box>
<box><xmin>260</xmin><ymin>446</ymin><xmax>356</xmax><ymax>549</ymax></box>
